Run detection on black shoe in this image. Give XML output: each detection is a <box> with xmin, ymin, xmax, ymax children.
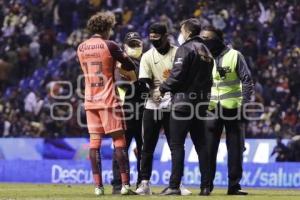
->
<box><xmin>112</xmin><ymin>187</ymin><xmax>121</xmax><ymax>195</ymax></box>
<box><xmin>199</xmin><ymin>188</ymin><xmax>211</xmax><ymax>196</ymax></box>
<box><xmin>210</xmin><ymin>183</ymin><xmax>214</xmax><ymax>192</ymax></box>
<box><xmin>160</xmin><ymin>187</ymin><xmax>168</xmax><ymax>194</ymax></box>
<box><xmin>160</xmin><ymin>188</ymin><xmax>181</xmax><ymax>195</ymax></box>
<box><xmin>227</xmin><ymin>189</ymin><xmax>248</xmax><ymax>195</ymax></box>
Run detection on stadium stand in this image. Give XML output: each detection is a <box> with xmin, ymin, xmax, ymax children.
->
<box><xmin>0</xmin><ymin>0</ymin><xmax>299</xmax><ymax>139</ymax></box>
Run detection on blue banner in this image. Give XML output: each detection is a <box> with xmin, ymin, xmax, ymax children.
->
<box><xmin>1</xmin><ymin>160</ymin><xmax>300</xmax><ymax>188</ymax></box>
<box><xmin>1</xmin><ymin>138</ymin><xmax>300</xmax><ymax>188</ymax></box>
<box><xmin>0</xmin><ymin>138</ymin><xmax>286</xmax><ymax>163</ymax></box>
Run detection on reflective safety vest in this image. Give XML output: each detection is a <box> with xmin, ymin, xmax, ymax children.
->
<box><xmin>117</xmin><ymin>87</ymin><xmax>126</xmax><ymax>104</ymax></box>
<box><xmin>209</xmin><ymin>49</ymin><xmax>242</xmax><ymax>110</ymax></box>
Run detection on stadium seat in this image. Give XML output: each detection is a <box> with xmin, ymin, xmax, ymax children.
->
<box><xmin>56</xmin><ymin>32</ymin><xmax>68</xmax><ymax>44</ymax></box>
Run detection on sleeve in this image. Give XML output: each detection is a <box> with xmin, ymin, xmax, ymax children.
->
<box><xmin>106</xmin><ymin>40</ymin><xmax>136</xmax><ymax>71</ymax></box>
<box><xmin>139</xmin><ymin>53</ymin><xmax>152</xmax><ymax>79</ymax></box>
<box><xmin>138</xmin><ymin>53</ymin><xmax>153</xmax><ymax>90</ymax></box>
<box><xmin>159</xmin><ymin>46</ymin><xmax>190</xmax><ymax>94</ymax></box>
<box><xmin>236</xmin><ymin>52</ymin><xmax>254</xmax><ymax>104</ymax></box>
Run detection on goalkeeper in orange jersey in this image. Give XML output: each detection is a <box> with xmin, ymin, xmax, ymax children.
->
<box><xmin>77</xmin><ymin>11</ymin><xmax>136</xmax><ymax>196</ymax></box>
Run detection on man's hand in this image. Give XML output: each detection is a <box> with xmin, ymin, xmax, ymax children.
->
<box><xmin>159</xmin><ymin>85</ymin><xmax>166</xmax><ymax>98</ymax></box>
<box><xmin>151</xmin><ymin>88</ymin><xmax>162</xmax><ymax>104</ymax></box>
<box><xmin>117</xmin><ymin>61</ymin><xmax>137</xmax><ymax>81</ymax></box>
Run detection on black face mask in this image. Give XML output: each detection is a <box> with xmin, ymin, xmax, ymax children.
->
<box><xmin>151</xmin><ymin>39</ymin><xmax>162</xmax><ymax>48</ymax></box>
<box><xmin>150</xmin><ymin>35</ymin><xmax>170</xmax><ymax>55</ymax></box>
<box><xmin>203</xmin><ymin>38</ymin><xmax>225</xmax><ymax>57</ymax></box>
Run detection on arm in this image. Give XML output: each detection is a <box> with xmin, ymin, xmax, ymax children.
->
<box><xmin>258</xmin><ymin>1</ymin><xmax>265</xmax><ymax>13</ymax></box>
<box><xmin>258</xmin><ymin>1</ymin><xmax>267</xmax><ymax>24</ymax></box>
<box><xmin>236</xmin><ymin>52</ymin><xmax>254</xmax><ymax>104</ymax></box>
<box><xmin>159</xmin><ymin>46</ymin><xmax>190</xmax><ymax>94</ymax></box>
<box><xmin>106</xmin><ymin>40</ymin><xmax>136</xmax><ymax>71</ymax></box>
<box><xmin>138</xmin><ymin>53</ymin><xmax>153</xmax><ymax>93</ymax></box>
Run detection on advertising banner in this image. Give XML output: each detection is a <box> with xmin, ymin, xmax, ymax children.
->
<box><xmin>0</xmin><ymin>138</ymin><xmax>284</xmax><ymax>163</ymax></box>
<box><xmin>1</xmin><ymin>160</ymin><xmax>300</xmax><ymax>188</ymax></box>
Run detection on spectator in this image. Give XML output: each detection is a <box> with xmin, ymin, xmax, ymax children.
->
<box><xmin>271</xmin><ymin>137</ymin><xmax>290</xmax><ymax>162</ymax></box>
<box><xmin>0</xmin><ymin>0</ymin><xmax>299</xmax><ymax>139</ymax></box>
<box><xmin>24</xmin><ymin>90</ymin><xmax>44</xmax><ymax>117</ymax></box>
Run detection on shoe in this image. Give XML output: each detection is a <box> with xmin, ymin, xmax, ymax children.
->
<box><xmin>180</xmin><ymin>184</ymin><xmax>192</xmax><ymax>195</ymax></box>
<box><xmin>210</xmin><ymin>184</ymin><xmax>214</xmax><ymax>192</ymax></box>
<box><xmin>136</xmin><ymin>180</ymin><xmax>152</xmax><ymax>195</ymax></box>
<box><xmin>209</xmin><ymin>181</ymin><xmax>214</xmax><ymax>192</ymax></box>
<box><xmin>227</xmin><ymin>189</ymin><xmax>248</xmax><ymax>195</ymax></box>
<box><xmin>94</xmin><ymin>186</ymin><xmax>104</xmax><ymax>196</ymax></box>
<box><xmin>121</xmin><ymin>185</ymin><xmax>137</xmax><ymax>195</ymax></box>
<box><xmin>199</xmin><ymin>187</ymin><xmax>210</xmax><ymax>196</ymax></box>
<box><xmin>112</xmin><ymin>187</ymin><xmax>121</xmax><ymax>195</ymax></box>
<box><xmin>160</xmin><ymin>187</ymin><xmax>168</xmax><ymax>194</ymax></box>
<box><xmin>160</xmin><ymin>187</ymin><xmax>181</xmax><ymax>195</ymax></box>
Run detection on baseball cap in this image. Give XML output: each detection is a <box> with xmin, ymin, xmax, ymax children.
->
<box><xmin>124</xmin><ymin>32</ymin><xmax>142</xmax><ymax>44</ymax></box>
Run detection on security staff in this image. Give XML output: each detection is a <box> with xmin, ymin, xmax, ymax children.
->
<box><xmin>111</xmin><ymin>32</ymin><xmax>146</xmax><ymax>194</ymax></box>
<box><xmin>159</xmin><ymin>18</ymin><xmax>214</xmax><ymax>196</ymax></box>
<box><xmin>200</xmin><ymin>26</ymin><xmax>253</xmax><ymax>195</ymax></box>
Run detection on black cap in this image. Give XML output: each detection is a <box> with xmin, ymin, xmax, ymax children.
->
<box><xmin>149</xmin><ymin>23</ymin><xmax>167</xmax><ymax>35</ymax></box>
<box><xmin>124</xmin><ymin>32</ymin><xmax>142</xmax><ymax>44</ymax></box>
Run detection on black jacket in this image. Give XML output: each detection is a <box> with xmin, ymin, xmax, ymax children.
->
<box><xmin>160</xmin><ymin>36</ymin><xmax>214</xmax><ymax>112</ymax></box>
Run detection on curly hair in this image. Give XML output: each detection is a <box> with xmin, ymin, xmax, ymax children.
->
<box><xmin>87</xmin><ymin>11</ymin><xmax>116</xmax><ymax>35</ymax></box>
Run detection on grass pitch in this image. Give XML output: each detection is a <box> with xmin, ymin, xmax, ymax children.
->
<box><xmin>0</xmin><ymin>184</ymin><xmax>299</xmax><ymax>200</ymax></box>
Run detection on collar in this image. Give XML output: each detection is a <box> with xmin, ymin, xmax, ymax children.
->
<box><xmin>216</xmin><ymin>46</ymin><xmax>230</xmax><ymax>59</ymax></box>
<box><xmin>182</xmin><ymin>36</ymin><xmax>203</xmax><ymax>45</ymax></box>
<box><xmin>91</xmin><ymin>34</ymin><xmax>103</xmax><ymax>38</ymax></box>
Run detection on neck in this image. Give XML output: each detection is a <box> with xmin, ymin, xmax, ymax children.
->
<box><xmin>213</xmin><ymin>44</ymin><xmax>226</xmax><ymax>58</ymax></box>
<box><xmin>93</xmin><ymin>33</ymin><xmax>108</xmax><ymax>39</ymax></box>
<box><xmin>157</xmin><ymin>42</ymin><xmax>170</xmax><ymax>55</ymax></box>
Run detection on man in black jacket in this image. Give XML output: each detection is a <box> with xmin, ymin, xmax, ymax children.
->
<box><xmin>159</xmin><ymin>18</ymin><xmax>214</xmax><ymax>195</ymax></box>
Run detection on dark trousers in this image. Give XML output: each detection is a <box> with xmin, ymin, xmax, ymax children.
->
<box><xmin>206</xmin><ymin>106</ymin><xmax>245</xmax><ymax>191</ymax></box>
<box><xmin>169</xmin><ymin>108</ymin><xmax>210</xmax><ymax>189</ymax></box>
<box><xmin>111</xmin><ymin>117</ymin><xmax>143</xmax><ymax>189</ymax></box>
<box><xmin>140</xmin><ymin>108</ymin><xmax>170</xmax><ymax>180</ymax></box>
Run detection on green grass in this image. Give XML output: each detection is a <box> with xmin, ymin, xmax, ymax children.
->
<box><xmin>0</xmin><ymin>184</ymin><xmax>299</xmax><ymax>200</ymax></box>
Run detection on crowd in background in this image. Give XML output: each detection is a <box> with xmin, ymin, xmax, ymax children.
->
<box><xmin>0</xmin><ymin>0</ymin><xmax>300</xmax><ymax>139</ymax></box>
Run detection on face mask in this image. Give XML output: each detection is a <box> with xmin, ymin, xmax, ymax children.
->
<box><xmin>150</xmin><ymin>35</ymin><xmax>170</xmax><ymax>55</ymax></box>
<box><xmin>203</xmin><ymin>38</ymin><xmax>225</xmax><ymax>57</ymax></box>
<box><xmin>150</xmin><ymin>38</ymin><xmax>163</xmax><ymax>49</ymax></box>
<box><xmin>177</xmin><ymin>33</ymin><xmax>185</xmax><ymax>45</ymax></box>
<box><xmin>125</xmin><ymin>45</ymin><xmax>142</xmax><ymax>59</ymax></box>
<box><xmin>177</xmin><ymin>31</ymin><xmax>191</xmax><ymax>45</ymax></box>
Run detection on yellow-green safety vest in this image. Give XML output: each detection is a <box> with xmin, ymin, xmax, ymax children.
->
<box><xmin>117</xmin><ymin>87</ymin><xmax>126</xmax><ymax>105</ymax></box>
<box><xmin>209</xmin><ymin>49</ymin><xmax>242</xmax><ymax>110</ymax></box>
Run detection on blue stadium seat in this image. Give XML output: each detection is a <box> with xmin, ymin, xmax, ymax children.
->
<box><xmin>19</xmin><ymin>78</ymin><xmax>30</xmax><ymax>90</ymax></box>
<box><xmin>29</xmin><ymin>78</ymin><xmax>42</xmax><ymax>90</ymax></box>
<box><xmin>3</xmin><ymin>87</ymin><xmax>13</xmax><ymax>99</ymax></box>
<box><xmin>47</xmin><ymin>58</ymin><xmax>60</xmax><ymax>69</ymax></box>
<box><xmin>56</xmin><ymin>32</ymin><xmax>67</xmax><ymax>44</ymax></box>
<box><xmin>33</xmin><ymin>68</ymin><xmax>47</xmax><ymax>79</ymax></box>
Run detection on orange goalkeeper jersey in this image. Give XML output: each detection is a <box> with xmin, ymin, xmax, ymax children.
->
<box><xmin>77</xmin><ymin>35</ymin><xmax>135</xmax><ymax>110</ymax></box>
